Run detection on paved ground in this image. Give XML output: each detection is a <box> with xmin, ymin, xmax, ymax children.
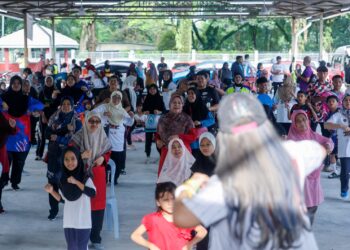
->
<box><xmin>0</xmin><ymin>142</ymin><xmax>350</xmax><ymax>250</ymax></box>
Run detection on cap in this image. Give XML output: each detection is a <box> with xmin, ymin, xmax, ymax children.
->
<box><xmin>218</xmin><ymin>93</ymin><xmax>267</xmax><ymax>134</ymax></box>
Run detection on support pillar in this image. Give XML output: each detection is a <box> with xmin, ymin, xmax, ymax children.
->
<box><xmin>4</xmin><ymin>48</ymin><xmax>9</xmax><ymax>71</ymax></box>
<box><xmin>23</xmin><ymin>11</ymin><xmax>29</xmax><ymax>67</ymax></box>
<box><xmin>51</xmin><ymin>17</ymin><xmax>56</xmax><ymax>59</ymax></box>
<box><xmin>64</xmin><ymin>48</ymin><xmax>69</xmax><ymax>64</ymax></box>
<box><xmin>291</xmin><ymin>17</ymin><xmax>297</xmax><ymax>62</ymax></box>
<box><xmin>319</xmin><ymin>13</ymin><xmax>324</xmax><ymax>61</ymax></box>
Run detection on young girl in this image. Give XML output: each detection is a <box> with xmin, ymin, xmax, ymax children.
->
<box><xmin>158</xmin><ymin>138</ymin><xmax>195</xmax><ymax>186</ymax></box>
<box><xmin>131</xmin><ymin>182</ymin><xmax>207</xmax><ymax>250</ymax></box>
<box><xmin>44</xmin><ymin>146</ymin><xmax>96</xmax><ymax>250</ymax></box>
<box><xmin>288</xmin><ymin>110</ymin><xmax>333</xmax><ymax>224</ymax></box>
<box><xmin>191</xmin><ymin>132</ymin><xmax>216</xmax><ymax>177</ymax></box>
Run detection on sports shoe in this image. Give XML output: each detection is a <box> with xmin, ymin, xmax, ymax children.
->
<box><xmin>341</xmin><ymin>192</ymin><xmax>349</xmax><ymax>200</ymax></box>
<box><xmin>328</xmin><ymin>172</ymin><xmax>340</xmax><ymax>179</ymax></box>
<box><xmin>145</xmin><ymin>157</ymin><xmax>151</xmax><ymax>164</ymax></box>
<box><xmin>35</xmin><ymin>156</ymin><xmax>42</xmax><ymax>161</ymax></box>
<box><xmin>127</xmin><ymin>144</ymin><xmax>136</xmax><ymax>150</ymax></box>
<box><xmin>11</xmin><ymin>184</ymin><xmax>20</xmax><ymax>190</ymax></box>
<box><xmin>48</xmin><ymin>213</ymin><xmax>57</xmax><ymax>221</ymax></box>
<box><xmin>91</xmin><ymin>243</ymin><xmax>105</xmax><ymax>250</ymax></box>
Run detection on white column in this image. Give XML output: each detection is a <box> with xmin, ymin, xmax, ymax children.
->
<box><xmin>51</xmin><ymin>17</ymin><xmax>56</xmax><ymax>59</ymax></box>
<box><xmin>319</xmin><ymin>13</ymin><xmax>324</xmax><ymax>61</ymax></box>
<box><xmin>23</xmin><ymin>12</ymin><xmax>28</xmax><ymax>67</ymax></box>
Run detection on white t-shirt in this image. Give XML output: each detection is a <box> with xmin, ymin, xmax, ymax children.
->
<box><xmin>162</xmin><ymin>82</ymin><xmax>177</xmax><ymax>110</ymax></box>
<box><xmin>108</xmin><ymin>115</ymin><xmax>134</xmax><ymax>152</ymax></box>
<box><xmin>60</xmin><ymin>178</ymin><xmax>95</xmax><ymax>229</ymax></box>
<box><xmin>183</xmin><ymin>140</ymin><xmax>324</xmax><ymax>250</ymax></box>
<box><xmin>135</xmin><ymin>113</ymin><xmax>147</xmax><ymax>123</ymax></box>
<box><xmin>326</xmin><ymin>112</ymin><xmax>350</xmax><ymax>157</ymax></box>
<box><xmin>271</xmin><ymin>63</ymin><xmax>285</xmax><ymax>83</ymax></box>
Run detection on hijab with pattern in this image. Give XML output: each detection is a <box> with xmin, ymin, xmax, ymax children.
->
<box><xmin>71</xmin><ymin>111</ymin><xmax>112</xmax><ymax>176</ymax></box>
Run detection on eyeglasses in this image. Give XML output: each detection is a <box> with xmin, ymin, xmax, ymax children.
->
<box><xmin>88</xmin><ymin>119</ymin><xmax>101</xmax><ymax>124</ymax></box>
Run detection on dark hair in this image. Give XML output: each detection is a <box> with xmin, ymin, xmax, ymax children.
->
<box><xmin>155</xmin><ymin>182</ymin><xmax>176</xmax><ymax>211</ymax></box>
<box><xmin>61</xmin><ymin>63</ymin><xmax>67</xmax><ymax>68</ymax></box>
<box><xmin>23</xmin><ymin>67</ymin><xmax>32</xmax><ymax>75</ymax></box>
<box><xmin>236</xmin><ymin>56</ymin><xmax>243</xmax><ymax>61</ymax></box>
<box><xmin>332</xmin><ymin>74</ymin><xmax>343</xmax><ymax>81</ymax></box>
<box><xmin>72</xmin><ymin>66</ymin><xmax>82</xmax><ymax>73</ymax></box>
<box><xmin>257</xmin><ymin>63</ymin><xmax>263</xmax><ymax>69</ymax></box>
<box><xmin>256</xmin><ymin>77</ymin><xmax>268</xmax><ymax>85</ymax></box>
<box><xmin>297</xmin><ymin>90</ymin><xmax>307</xmax><ymax>96</ymax></box>
<box><xmin>244</xmin><ymin>54</ymin><xmax>249</xmax><ymax>59</ymax></box>
<box><xmin>327</xmin><ymin>95</ymin><xmax>339</xmax><ymax>103</ymax></box>
<box><xmin>234</xmin><ymin>72</ymin><xmax>243</xmax><ymax>78</ymax></box>
<box><xmin>196</xmin><ymin>70</ymin><xmax>210</xmax><ymax>79</ymax></box>
<box><xmin>72</xmin><ymin>59</ymin><xmax>76</xmax><ymax>64</ymax></box>
<box><xmin>317</xmin><ymin>65</ymin><xmax>328</xmax><ymax>73</ymax></box>
<box><xmin>276</xmin><ymin>56</ymin><xmax>282</xmax><ymax>60</ymax></box>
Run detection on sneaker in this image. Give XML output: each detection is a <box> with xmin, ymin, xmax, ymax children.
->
<box><xmin>35</xmin><ymin>156</ymin><xmax>42</xmax><ymax>161</ymax></box>
<box><xmin>127</xmin><ymin>144</ymin><xmax>136</xmax><ymax>150</ymax></box>
<box><xmin>145</xmin><ymin>157</ymin><xmax>151</xmax><ymax>164</ymax></box>
<box><xmin>328</xmin><ymin>172</ymin><xmax>340</xmax><ymax>179</ymax></box>
<box><xmin>324</xmin><ymin>165</ymin><xmax>333</xmax><ymax>172</ymax></box>
<box><xmin>341</xmin><ymin>192</ymin><xmax>349</xmax><ymax>200</ymax></box>
<box><xmin>48</xmin><ymin>213</ymin><xmax>57</xmax><ymax>221</ymax></box>
<box><xmin>91</xmin><ymin>243</ymin><xmax>105</xmax><ymax>250</ymax></box>
<box><xmin>11</xmin><ymin>184</ymin><xmax>20</xmax><ymax>190</ymax></box>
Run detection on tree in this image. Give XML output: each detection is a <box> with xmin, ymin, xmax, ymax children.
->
<box><xmin>176</xmin><ymin>19</ymin><xmax>192</xmax><ymax>52</ymax></box>
<box><xmin>157</xmin><ymin>30</ymin><xmax>176</xmax><ymax>50</ymax></box>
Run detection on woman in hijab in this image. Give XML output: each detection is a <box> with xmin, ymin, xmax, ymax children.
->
<box><xmin>183</xmin><ymin>88</ymin><xmax>216</xmax><ymax>158</ymax></box>
<box><xmin>2</xmin><ymin>75</ymin><xmax>43</xmax><ymax>190</ymax></box>
<box><xmin>158</xmin><ymin>138</ymin><xmax>195</xmax><ymax>186</ymax></box>
<box><xmin>288</xmin><ymin>110</ymin><xmax>333</xmax><ymax>224</ymax></box>
<box><xmin>45</xmin><ymin>96</ymin><xmax>82</xmax><ymax>220</ymax></box>
<box><xmin>142</xmin><ymin>84</ymin><xmax>166</xmax><ymax>163</ymax></box>
<box><xmin>44</xmin><ymin>146</ymin><xmax>96</xmax><ymax>250</ymax></box>
<box><xmin>36</xmin><ymin>76</ymin><xmax>57</xmax><ymax>161</ymax></box>
<box><xmin>70</xmin><ymin>111</ymin><xmax>112</xmax><ymax>249</ymax></box>
<box><xmin>174</xmin><ymin>93</ymin><xmax>328</xmax><ymax>250</ymax></box>
<box><xmin>156</xmin><ymin>94</ymin><xmax>195</xmax><ymax>175</ymax></box>
<box><xmin>93</xmin><ymin>90</ymin><xmax>134</xmax><ymax>184</ymax></box>
<box><xmin>0</xmin><ymin>111</ymin><xmax>16</xmax><ymax>213</ymax></box>
<box><xmin>145</xmin><ymin>62</ymin><xmax>158</xmax><ymax>86</ymax></box>
<box><xmin>162</xmin><ymin>70</ymin><xmax>177</xmax><ymax>111</ymax></box>
<box><xmin>191</xmin><ymin>132</ymin><xmax>217</xmax><ymax>177</ymax></box>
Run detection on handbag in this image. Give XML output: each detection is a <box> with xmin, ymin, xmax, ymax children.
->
<box><xmin>145</xmin><ymin>114</ymin><xmax>160</xmax><ymax>132</ymax></box>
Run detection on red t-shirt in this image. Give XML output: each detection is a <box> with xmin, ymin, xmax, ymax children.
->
<box><xmin>142</xmin><ymin>212</ymin><xmax>194</xmax><ymax>250</ymax></box>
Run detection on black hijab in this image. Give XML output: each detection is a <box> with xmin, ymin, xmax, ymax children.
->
<box><xmin>142</xmin><ymin>84</ymin><xmax>166</xmax><ymax>114</ymax></box>
<box><xmin>191</xmin><ymin>152</ymin><xmax>217</xmax><ymax>177</ymax></box>
<box><xmin>59</xmin><ymin>146</ymin><xmax>88</xmax><ymax>201</ymax></box>
<box><xmin>2</xmin><ymin>75</ymin><xmax>29</xmax><ymax>117</ymax></box>
<box><xmin>162</xmin><ymin>70</ymin><xmax>173</xmax><ymax>89</ymax></box>
<box><xmin>183</xmin><ymin>87</ymin><xmax>209</xmax><ymax>122</ymax></box>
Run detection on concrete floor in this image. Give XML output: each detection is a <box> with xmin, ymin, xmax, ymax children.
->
<box><xmin>0</xmin><ymin>142</ymin><xmax>349</xmax><ymax>250</ymax></box>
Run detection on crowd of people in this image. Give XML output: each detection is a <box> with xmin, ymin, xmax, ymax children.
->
<box><xmin>0</xmin><ymin>53</ymin><xmax>349</xmax><ymax>250</ymax></box>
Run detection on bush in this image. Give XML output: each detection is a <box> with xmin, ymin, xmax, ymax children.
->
<box><xmin>157</xmin><ymin>30</ymin><xmax>176</xmax><ymax>51</ymax></box>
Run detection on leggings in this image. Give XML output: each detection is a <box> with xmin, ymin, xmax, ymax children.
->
<box><xmin>145</xmin><ymin>132</ymin><xmax>154</xmax><ymax>157</ymax></box>
<box><xmin>36</xmin><ymin>119</ymin><xmax>48</xmax><ymax>158</ymax></box>
<box><xmin>110</xmin><ymin>151</ymin><xmax>126</xmax><ymax>184</ymax></box>
<box><xmin>64</xmin><ymin>228</ymin><xmax>90</xmax><ymax>250</ymax></box>
<box><xmin>340</xmin><ymin>157</ymin><xmax>350</xmax><ymax>194</ymax></box>
<box><xmin>90</xmin><ymin>209</ymin><xmax>105</xmax><ymax>244</ymax></box>
<box><xmin>48</xmin><ymin>179</ymin><xmax>59</xmax><ymax>216</ymax></box>
<box><xmin>8</xmin><ymin>151</ymin><xmax>29</xmax><ymax>186</ymax></box>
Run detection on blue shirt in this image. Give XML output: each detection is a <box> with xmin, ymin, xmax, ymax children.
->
<box><xmin>257</xmin><ymin>94</ymin><xmax>274</xmax><ymax>108</ymax></box>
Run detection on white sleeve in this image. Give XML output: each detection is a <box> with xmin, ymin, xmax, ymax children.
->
<box><xmin>183</xmin><ymin>176</ymin><xmax>229</xmax><ymax>227</ymax></box>
<box><xmin>326</xmin><ymin>112</ymin><xmax>340</xmax><ymax>124</ymax></box>
<box><xmin>123</xmin><ymin>113</ymin><xmax>135</xmax><ymax>127</ymax></box>
<box><xmin>85</xmin><ymin>178</ymin><xmax>96</xmax><ymax>191</ymax></box>
<box><xmin>92</xmin><ymin>104</ymin><xmax>107</xmax><ymax>114</ymax></box>
<box><xmin>283</xmin><ymin>140</ymin><xmax>325</xmax><ymax>188</ymax></box>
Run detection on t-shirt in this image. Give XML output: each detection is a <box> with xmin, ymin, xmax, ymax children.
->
<box><xmin>197</xmin><ymin>87</ymin><xmax>220</xmax><ymax>108</ymax></box>
<box><xmin>60</xmin><ymin>178</ymin><xmax>95</xmax><ymax>229</ymax></box>
<box><xmin>298</xmin><ymin>66</ymin><xmax>313</xmax><ymax>92</ymax></box>
<box><xmin>157</xmin><ymin>63</ymin><xmax>168</xmax><ymax>76</ymax></box>
<box><xmin>142</xmin><ymin>212</ymin><xmax>194</xmax><ymax>250</ymax></box>
<box><xmin>183</xmin><ymin>140</ymin><xmax>323</xmax><ymax>250</ymax></box>
<box><xmin>326</xmin><ymin>111</ymin><xmax>350</xmax><ymax>157</ymax></box>
<box><xmin>271</xmin><ymin>63</ymin><xmax>285</xmax><ymax>83</ymax></box>
<box><xmin>291</xmin><ymin>104</ymin><xmax>312</xmax><ymax>120</ymax></box>
<box><xmin>257</xmin><ymin>93</ymin><xmax>274</xmax><ymax>108</ymax></box>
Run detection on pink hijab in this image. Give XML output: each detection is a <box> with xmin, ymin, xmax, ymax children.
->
<box><xmin>288</xmin><ymin>110</ymin><xmax>330</xmax><ymax>145</ymax></box>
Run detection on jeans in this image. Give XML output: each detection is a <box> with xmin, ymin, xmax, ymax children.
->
<box><xmin>340</xmin><ymin>157</ymin><xmax>350</xmax><ymax>194</ymax></box>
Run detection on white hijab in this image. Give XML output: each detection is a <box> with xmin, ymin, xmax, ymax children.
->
<box><xmin>122</xmin><ymin>75</ymin><xmax>137</xmax><ymax>111</ymax></box>
<box><xmin>158</xmin><ymin>138</ymin><xmax>195</xmax><ymax>186</ymax></box>
<box><xmin>199</xmin><ymin>132</ymin><xmax>216</xmax><ymax>150</ymax></box>
<box><xmin>107</xmin><ymin>90</ymin><xmax>128</xmax><ymax>126</ymax></box>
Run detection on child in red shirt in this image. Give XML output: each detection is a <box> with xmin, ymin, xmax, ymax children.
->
<box><xmin>131</xmin><ymin>182</ymin><xmax>207</xmax><ymax>250</ymax></box>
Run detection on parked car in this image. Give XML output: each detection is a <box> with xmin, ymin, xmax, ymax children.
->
<box><xmin>171</xmin><ymin>61</ymin><xmax>198</xmax><ymax>73</ymax></box>
<box><xmin>95</xmin><ymin>60</ymin><xmax>135</xmax><ymax>81</ymax></box>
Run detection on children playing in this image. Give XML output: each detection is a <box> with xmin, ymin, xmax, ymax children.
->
<box><xmin>131</xmin><ymin>182</ymin><xmax>207</xmax><ymax>250</ymax></box>
<box><xmin>44</xmin><ymin>146</ymin><xmax>96</xmax><ymax>250</ymax></box>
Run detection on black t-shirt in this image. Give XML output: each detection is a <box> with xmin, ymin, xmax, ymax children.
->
<box><xmin>197</xmin><ymin>87</ymin><xmax>220</xmax><ymax>108</ymax></box>
<box><xmin>157</xmin><ymin>63</ymin><xmax>167</xmax><ymax>76</ymax></box>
